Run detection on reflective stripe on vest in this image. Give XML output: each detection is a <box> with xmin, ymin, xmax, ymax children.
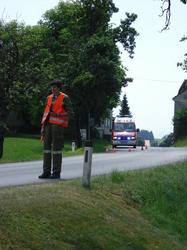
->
<box><xmin>43</xmin><ymin>150</ymin><xmax>51</xmax><ymax>153</ymax></box>
<box><xmin>49</xmin><ymin>117</ymin><xmax>68</xmax><ymax>125</ymax></box>
<box><xmin>41</xmin><ymin>92</ymin><xmax>69</xmax><ymax>127</ymax></box>
<box><xmin>52</xmin><ymin>150</ymin><xmax>62</xmax><ymax>154</ymax></box>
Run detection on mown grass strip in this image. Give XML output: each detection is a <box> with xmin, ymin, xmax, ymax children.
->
<box><xmin>0</xmin><ymin>162</ymin><xmax>187</xmax><ymax>249</ymax></box>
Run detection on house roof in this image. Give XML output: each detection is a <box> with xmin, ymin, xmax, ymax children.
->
<box><xmin>173</xmin><ymin>79</ymin><xmax>187</xmax><ymax>101</ymax></box>
<box><xmin>178</xmin><ymin>79</ymin><xmax>187</xmax><ymax>95</ymax></box>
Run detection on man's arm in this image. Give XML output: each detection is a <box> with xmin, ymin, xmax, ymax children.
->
<box><xmin>63</xmin><ymin>94</ymin><xmax>75</xmax><ymax>121</ymax></box>
<box><xmin>63</xmin><ymin>94</ymin><xmax>76</xmax><ymax>140</ymax></box>
<box><xmin>40</xmin><ymin>98</ymin><xmax>48</xmax><ymax>142</ymax></box>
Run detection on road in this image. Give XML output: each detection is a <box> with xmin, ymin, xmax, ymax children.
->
<box><xmin>0</xmin><ymin>147</ymin><xmax>187</xmax><ymax>188</ymax></box>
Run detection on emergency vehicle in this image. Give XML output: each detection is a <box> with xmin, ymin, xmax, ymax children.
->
<box><xmin>112</xmin><ymin>115</ymin><xmax>139</xmax><ymax>148</ymax></box>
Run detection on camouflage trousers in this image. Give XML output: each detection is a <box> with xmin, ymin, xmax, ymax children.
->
<box><xmin>43</xmin><ymin>123</ymin><xmax>64</xmax><ymax>176</ymax></box>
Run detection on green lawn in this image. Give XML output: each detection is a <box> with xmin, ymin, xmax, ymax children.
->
<box><xmin>0</xmin><ymin>162</ymin><xmax>187</xmax><ymax>249</ymax></box>
<box><xmin>1</xmin><ymin>137</ymin><xmax>43</xmax><ymax>163</ymax></box>
<box><xmin>0</xmin><ymin>136</ymin><xmax>110</xmax><ymax>163</ymax></box>
<box><xmin>174</xmin><ymin>137</ymin><xmax>187</xmax><ymax>147</ymax></box>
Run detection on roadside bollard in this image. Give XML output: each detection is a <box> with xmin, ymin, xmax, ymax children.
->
<box><xmin>82</xmin><ymin>140</ymin><xmax>93</xmax><ymax>187</ymax></box>
<box><xmin>72</xmin><ymin>141</ymin><xmax>76</xmax><ymax>152</ymax></box>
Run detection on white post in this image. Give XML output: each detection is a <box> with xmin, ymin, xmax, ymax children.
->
<box><xmin>82</xmin><ymin>140</ymin><xmax>93</xmax><ymax>187</ymax></box>
<box><xmin>72</xmin><ymin>141</ymin><xmax>76</xmax><ymax>152</ymax></box>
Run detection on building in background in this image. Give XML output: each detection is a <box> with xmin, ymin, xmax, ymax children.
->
<box><xmin>173</xmin><ymin>79</ymin><xmax>187</xmax><ymax>114</ymax></box>
<box><xmin>96</xmin><ymin>110</ymin><xmax>113</xmax><ymax>140</ymax></box>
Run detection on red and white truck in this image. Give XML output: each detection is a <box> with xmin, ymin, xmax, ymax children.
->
<box><xmin>112</xmin><ymin>115</ymin><xmax>139</xmax><ymax>148</ymax></box>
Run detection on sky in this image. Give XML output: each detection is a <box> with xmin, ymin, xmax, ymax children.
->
<box><xmin>0</xmin><ymin>0</ymin><xmax>187</xmax><ymax>138</ymax></box>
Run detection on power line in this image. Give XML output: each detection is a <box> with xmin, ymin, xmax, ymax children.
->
<box><xmin>130</xmin><ymin>77</ymin><xmax>186</xmax><ymax>86</ymax></box>
<box><xmin>133</xmin><ymin>78</ymin><xmax>182</xmax><ymax>83</ymax></box>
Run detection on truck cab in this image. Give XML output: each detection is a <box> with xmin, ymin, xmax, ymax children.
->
<box><xmin>112</xmin><ymin>115</ymin><xmax>139</xmax><ymax>148</ymax></box>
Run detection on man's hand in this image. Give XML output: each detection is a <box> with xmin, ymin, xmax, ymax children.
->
<box><xmin>40</xmin><ymin>135</ymin><xmax>44</xmax><ymax>143</ymax></box>
<box><xmin>41</xmin><ymin>125</ymin><xmax>45</xmax><ymax>143</ymax></box>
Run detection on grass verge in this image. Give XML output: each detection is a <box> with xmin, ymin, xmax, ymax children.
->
<box><xmin>174</xmin><ymin>137</ymin><xmax>187</xmax><ymax>147</ymax></box>
<box><xmin>0</xmin><ymin>137</ymin><xmax>110</xmax><ymax>163</ymax></box>
<box><xmin>0</xmin><ymin>162</ymin><xmax>187</xmax><ymax>249</ymax></box>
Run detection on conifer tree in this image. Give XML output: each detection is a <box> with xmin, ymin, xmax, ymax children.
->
<box><xmin>119</xmin><ymin>94</ymin><xmax>131</xmax><ymax>116</ymax></box>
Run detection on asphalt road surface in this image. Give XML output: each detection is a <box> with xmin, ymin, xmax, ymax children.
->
<box><xmin>0</xmin><ymin>147</ymin><xmax>187</xmax><ymax>188</ymax></box>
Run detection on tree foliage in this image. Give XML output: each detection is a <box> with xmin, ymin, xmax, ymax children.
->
<box><xmin>160</xmin><ymin>0</ymin><xmax>186</xmax><ymax>31</ymax></box>
<box><xmin>173</xmin><ymin>108</ymin><xmax>187</xmax><ymax>139</ymax></box>
<box><xmin>119</xmin><ymin>94</ymin><xmax>131</xmax><ymax>116</ymax></box>
<box><xmin>159</xmin><ymin>133</ymin><xmax>174</xmax><ymax>147</ymax></box>
<box><xmin>177</xmin><ymin>35</ymin><xmax>187</xmax><ymax>72</ymax></box>
<box><xmin>0</xmin><ymin>21</ymin><xmax>54</xmax><ymax>132</ymax></box>
<box><xmin>136</xmin><ymin>137</ymin><xmax>145</xmax><ymax>146</ymax></box>
<box><xmin>0</xmin><ymin>0</ymin><xmax>138</xmax><ymax>141</ymax></box>
<box><xmin>159</xmin><ymin>0</ymin><xmax>187</xmax><ymax>72</ymax></box>
<box><xmin>41</xmin><ymin>0</ymin><xmax>138</xmax><ymax>135</ymax></box>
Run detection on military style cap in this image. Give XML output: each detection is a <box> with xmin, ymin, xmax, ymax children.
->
<box><xmin>50</xmin><ymin>79</ymin><xmax>62</xmax><ymax>88</ymax></box>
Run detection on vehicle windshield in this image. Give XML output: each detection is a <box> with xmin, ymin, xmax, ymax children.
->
<box><xmin>114</xmin><ymin>122</ymin><xmax>135</xmax><ymax>132</ymax></box>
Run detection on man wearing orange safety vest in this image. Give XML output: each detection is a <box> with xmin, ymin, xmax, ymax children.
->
<box><xmin>39</xmin><ymin>79</ymin><xmax>74</xmax><ymax>179</ymax></box>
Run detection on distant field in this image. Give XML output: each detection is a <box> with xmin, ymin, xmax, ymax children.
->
<box><xmin>0</xmin><ymin>136</ymin><xmax>110</xmax><ymax>163</ymax></box>
<box><xmin>0</xmin><ymin>162</ymin><xmax>186</xmax><ymax>249</ymax></box>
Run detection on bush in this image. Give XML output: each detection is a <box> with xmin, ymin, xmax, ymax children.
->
<box><xmin>137</xmin><ymin>136</ymin><xmax>145</xmax><ymax>146</ymax></box>
<box><xmin>173</xmin><ymin>109</ymin><xmax>187</xmax><ymax>139</ymax></box>
<box><xmin>159</xmin><ymin>133</ymin><xmax>174</xmax><ymax>147</ymax></box>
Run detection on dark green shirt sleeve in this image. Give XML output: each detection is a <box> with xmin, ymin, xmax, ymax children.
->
<box><xmin>63</xmin><ymin>94</ymin><xmax>75</xmax><ymax>122</ymax></box>
<box><xmin>63</xmin><ymin>94</ymin><xmax>76</xmax><ymax>140</ymax></box>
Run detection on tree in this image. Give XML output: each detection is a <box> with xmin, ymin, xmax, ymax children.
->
<box><xmin>173</xmin><ymin>108</ymin><xmax>187</xmax><ymax>139</ymax></box>
<box><xmin>7</xmin><ymin>24</ymin><xmax>55</xmax><ymax>132</ymax></box>
<box><xmin>0</xmin><ymin>20</ymin><xmax>23</xmax><ymax>140</ymax></box>
<box><xmin>160</xmin><ymin>0</ymin><xmax>187</xmax><ymax>31</ymax></box>
<box><xmin>42</xmin><ymin>0</ymin><xmax>138</xmax><ymax>144</ymax></box>
<box><xmin>159</xmin><ymin>133</ymin><xmax>174</xmax><ymax>147</ymax></box>
<box><xmin>119</xmin><ymin>94</ymin><xmax>131</xmax><ymax>116</ymax></box>
<box><xmin>0</xmin><ymin>20</ymin><xmax>55</xmax><ymax>133</ymax></box>
<box><xmin>136</xmin><ymin>136</ymin><xmax>145</xmax><ymax>147</ymax></box>
<box><xmin>159</xmin><ymin>0</ymin><xmax>187</xmax><ymax>70</ymax></box>
<box><xmin>0</xmin><ymin>0</ymin><xmax>138</xmax><ymax>148</ymax></box>
<box><xmin>177</xmin><ymin>35</ymin><xmax>187</xmax><ymax>72</ymax></box>
<box><xmin>138</xmin><ymin>130</ymin><xmax>155</xmax><ymax>143</ymax></box>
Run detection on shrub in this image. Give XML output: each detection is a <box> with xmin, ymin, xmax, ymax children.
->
<box><xmin>173</xmin><ymin>109</ymin><xmax>187</xmax><ymax>139</ymax></box>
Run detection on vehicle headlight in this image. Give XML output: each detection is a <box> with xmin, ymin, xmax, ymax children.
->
<box><xmin>113</xmin><ymin>136</ymin><xmax>117</xmax><ymax>139</ymax></box>
<box><xmin>127</xmin><ymin>136</ymin><xmax>135</xmax><ymax>140</ymax></box>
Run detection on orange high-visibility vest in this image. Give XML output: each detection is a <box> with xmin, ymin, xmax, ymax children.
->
<box><xmin>41</xmin><ymin>92</ymin><xmax>68</xmax><ymax>127</ymax></box>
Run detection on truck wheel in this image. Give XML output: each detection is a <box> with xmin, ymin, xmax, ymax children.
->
<box><xmin>133</xmin><ymin>145</ymin><xmax>136</xmax><ymax>148</ymax></box>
